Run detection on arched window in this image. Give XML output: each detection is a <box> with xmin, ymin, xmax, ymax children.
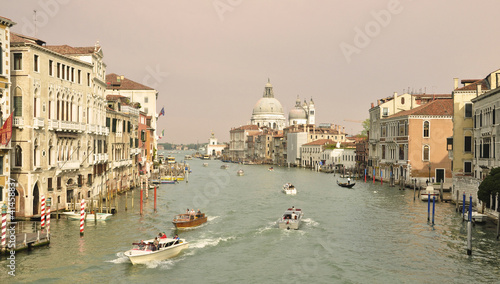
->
<box><xmin>401</xmin><ymin>97</ymin><xmax>405</xmax><ymax>105</ymax></box>
<box><xmin>15</xmin><ymin>145</ymin><xmax>22</xmax><ymax>167</ymax></box>
<box><xmin>423</xmin><ymin>121</ymin><xmax>430</xmax><ymax>138</ymax></box>
<box><xmin>423</xmin><ymin>145</ymin><xmax>430</xmax><ymax>161</ymax></box>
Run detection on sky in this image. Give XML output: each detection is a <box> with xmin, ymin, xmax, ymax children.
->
<box><xmin>4</xmin><ymin>0</ymin><xmax>500</xmax><ymax>144</ymax></box>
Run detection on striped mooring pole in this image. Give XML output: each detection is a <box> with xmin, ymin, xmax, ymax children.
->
<box><xmin>1</xmin><ymin>203</ymin><xmax>7</xmax><ymax>247</ymax></box>
<box><xmin>80</xmin><ymin>199</ymin><xmax>85</xmax><ymax>236</ymax></box>
<box><xmin>46</xmin><ymin>198</ymin><xmax>51</xmax><ymax>235</ymax></box>
<box><xmin>40</xmin><ymin>195</ymin><xmax>46</xmax><ymax>229</ymax></box>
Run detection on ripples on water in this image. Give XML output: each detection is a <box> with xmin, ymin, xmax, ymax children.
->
<box><xmin>2</xmin><ymin>152</ymin><xmax>500</xmax><ymax>283</ymax></box>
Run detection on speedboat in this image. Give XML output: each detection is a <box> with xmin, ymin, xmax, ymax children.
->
<box><xmin>268</xmin><ymin>167</ymin><xmax>274</xmax><ymax>171</ymax></box>
<box><xmin>278</xmin><ymin>207</ymin><xmax>303</xmax><ymax>230</ymax></box>
<box><xmin>172</xmin><ymin>211</ymin><xmax>207</xmax><ymax>228</ymax></box>
<box><xmin>203</xmin><ymin>163</ymin><xmax>209</xmax><ymax>167</ymax></box>
<box><xmin>420</xmin><ymin>186</ymin><xmax>440</xmax><ymax>201</ymax></box>
<box><xmin>124</xmin><ymin>237</ymin><xmax>189</xmax><ymax>265</ymax></box>
<box><xmin>237</xmin><ymin>169</ymin><xmax>244</xmax><ymax>176</ymax></box>
<box><xmin>220</xmin><ymin>164</ymin><xmax>229</xmax><ymax>169</ymax></box>
<box><xmin>282</xmin><ymin>183</ymin><xmax>297</xmax><ymax>195</ymax></box>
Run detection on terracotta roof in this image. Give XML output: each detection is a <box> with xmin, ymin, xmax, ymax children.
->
<box><xmin>413</xmin><ymin>94</ymin><xmax>452</xmax><ymax>99</ymax></box>
<box><xmin>303</xmin><ymin>139</ymin><xmax>335</xmax><ymax>146</ymax></box>
<box><xmin>10</xmin><ymin>32</ymin><xmax>45</xmax><ymax>45</ymax></box>
<box><xmin>45</xmin><ymin>45</ymin><xmax>96</xmax><ymax>55</ymax></box>
<box><xmin>388</xmin><ymin>98</ymin><xmax>453</xmax><ymax>118</ymax></box>
<box><xmin>106</xmin><ymin>73</ymin><xmax>155</xmax><ymax>90</ymax></box>
<box><xmin>455</xmin><ymin>79</ymin><xmax>489</xmax><ymax>91</ymax></box>
<box><xmin>232</xmin><ymin>125</ymin><xmax>260</xmax><ymax>131</ymax></box>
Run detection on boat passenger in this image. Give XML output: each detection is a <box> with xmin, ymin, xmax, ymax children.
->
<box><xmin>347</xmin><ymin>177</ymin><xmax>351</xmax><ymax>185</ymax></box>
<box><xmin>153</xmin><ymin>237</ymin><xmax>159</xmax><ymax>251</ymax></box>
<box><xmin>139</xmin><ymin>240</ymin><xmax>145</xmax><ymax>250</ymax></box>
<box><xmin>174</xmin><ymin>234</ymin><xmax>179</xmax><ymax>240</ymax></box>
<box><xmin>190</xmin><ymin>209</ymin><xmax>195</xmax><ymax>215</ymax></box>
<box><xmin>197</xmin><ymin>209</ymin><xmax>201</xmax><ymax>214</ymax></box>
<box><xmin>160</xmin><ymin>232</ymin><xmax>167</xmax><ymax>239</ymax></box>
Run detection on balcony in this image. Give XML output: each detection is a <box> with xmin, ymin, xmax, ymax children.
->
<box><xmin>13</xmin><ymin>117</ymin><xmax>24</xmax><ymax>128</ymax></box>
<box><xmin>57</xmin><ymin>160</ymin><xmax>81</xmax><ymax>171</ymax></box>
<box><xmin>113</xmin><ymin>159</ymin><xmax>130</xmax><ymax>168</ymax></box>
<box><xmin>48</xmin><ymin>119</ymin><xmax>58</xmax><ymax>130</ymax></box>
<box><xmin>130</xmin><ymin>148</ymin><xmax>141</xmax><ymax>155</ymax></box>
<box><xmin>103</xmin><ymin>127</ymin><xmax>110</xmax><ymax>136</ymax></box>
<box><xmin>33</xmin><ymin>117</ymin><xmax>44</xmax><ymax>129</ymax></box>
<box><xmin>87</xmin><ymin>124</ymin><xmax>96</xmax><ymax>133</ymax></box>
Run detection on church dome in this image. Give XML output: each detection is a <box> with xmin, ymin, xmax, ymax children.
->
<box><xmin>252</xmin><ymin>97</ymin><xmax>284</xmax><ymax>115</ymax></box>
<box><xmin>289</xmin><ymin>107</ymin><xmax>307</xmax><ymax>120</ymax></box>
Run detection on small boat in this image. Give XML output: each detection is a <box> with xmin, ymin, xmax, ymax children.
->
<box><xmin>462</xmin><ymin>210</ymin><xmax>488</xmax><ymax>223</ymax></box>
<box><xmin>237</xmin><ymin>169</ymin><xmax>244</xmax><ymax>176</ymax></box>
<box><xmin>282</xmin><ymin>183</ymin><xmax>297</xmax><ymax>195</ymax></box>
<box><xmin>124</xmin><ymin>237</ymin><xmax>189</xmax><ymax>265</ymax></box>
<box><xmin>202</xmin><ymin>155</ymin><xmax>210</xmax><ymax>160</ymax></box>
<box><xmin>278</xmin><ymin>207</ymin><xmax>303</xmax><ymax>230</ymax></box>
<box><xmin>203</xmin><ymin>163</ymin><xmax>208</xmax><ymax>167</ymax></box>
<box><xmin>64</xmin><ymin>212</ymin><xmax>112</xmax><ymax>221</ymax></box>
<box><xmin>220</xmin><ymin>164</ymin><xmax>229</xmax><ymax>169</ymax></box>
<box><xmin>268</xmin><ymin>167</ymin><xmax>274</xmax><ymax>171</ymax></box>
<box><xmin>420</xmin><ymin>186</ymin><xmax>439</xmax><ymax>201</ymax></box>
<box><xmin>337</xmin><ymin>180</ymin><xmax>355</xmax><ymax>188</ymax></box>
<box><xmin>172</xmin><ymin>211</ymin><xmax>207</xmax><ymax>228</ymax></box>
<box><xmin>184</xmin><ymin>155</ymin><xmax>193</xmax><ymax>160</ymax></box>
<box><xmin>160</xmin><ymin>177</ymin><xmax>178</xmax><ymax>184</ymax></box>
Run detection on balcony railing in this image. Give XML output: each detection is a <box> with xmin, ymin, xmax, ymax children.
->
<box><xmin>13</xmin><ymin>117</ymin><xmax>24</xmax><ymax>128</ymax></box>
<box><xmin>57</xmin><ymin>160</ymin><xmax>81</xmax><ymax>171</ymax></box>
<box><xmin>113</xmin><ymin>159</ymin><xmax>130</xmax><ymax>168</ymax></box>
<box><xmin>33</xmin><ymin>117</ymin><xmax>44</xmax><ymax>129</ymax></box>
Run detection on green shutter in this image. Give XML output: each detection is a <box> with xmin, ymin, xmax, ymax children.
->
<box><xmin>14</xmin><ymin>96</ymin><xmax>22</xmax><ymax>116</ymax></box>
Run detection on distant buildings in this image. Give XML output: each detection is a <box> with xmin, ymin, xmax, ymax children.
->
<box><xmin>206</xmin><ymin>132</ymin><xmax>226</xmax><ymax>157</ymax></box>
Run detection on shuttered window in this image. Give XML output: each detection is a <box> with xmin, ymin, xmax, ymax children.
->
<box><xmin>14</xmin><ymin>96</ymin><xmax>22</xmax><ymax>116</ymax></box>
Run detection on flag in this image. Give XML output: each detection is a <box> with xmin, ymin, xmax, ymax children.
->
<box><xmin>162</xmin><ymin>130</ymin><xmax>165</xmax><ymax>137</ymax></box>
<box><xmin>159</xmin><ymin>107</ymin><xmax>165</xmax><ymax>117</ymax></box>
<box><xmin>0</xmin><ymin>113</ymin><xmax>13</xmax><ymax>146</ymax></box>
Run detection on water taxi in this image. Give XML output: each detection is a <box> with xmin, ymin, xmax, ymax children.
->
<box><xmin>124</xmin><ymin>237</ymin><xmax>189</xmax><ymax>265</ymax></box>
<box><xmin>282</xmin><ymin>183</ymin><xmax>297</xmax><ymax>195</ymax></box>
<box><xmin>278</xmin><ymin>207</ymin><xmax>303</xmax><ymax>230</ymax></box>
<box><xmin>172</xmin><ymin>210</ymin><xmax>207</xmax><ymax>228</ymax></box>
<box><xmin>184</xmin><ymin>155</ymin><xmax>193</xmax><ymax>160</ymax></box>
<box><xmin>166</xmin><ymin>156</ymin><xmax>176</xmax><ymax>164</ymax></box>
<box><xmin>202</xmin><ymin>154</ymin><xmax>210</xmax><ymax>160</ymax></box>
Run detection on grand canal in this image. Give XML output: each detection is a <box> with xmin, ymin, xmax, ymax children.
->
<box><xmin>2</xmin><ymin>151</ymin><xmax>500</xmax><ymax>283</ymax></box>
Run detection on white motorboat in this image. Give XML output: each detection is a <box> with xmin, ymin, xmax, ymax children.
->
<box><xmin>64</xmin><ymin>212</ymin><xmax>113</xmax><ymax>221</ymax></box>
<box><xmin>124</xmin><ymin>237</ymin><xmax>189</xmax><ymax>265</ymax></box>
<box><xmin>282</xmin><ymin>183</ymin><xmax>297</xmax><ymax>195</ymax></box>
<box><xmin>278</xmin><ymin>207</ymin><xmax>303</xmax><ymax>230</ymax></box>
<box><xmin>203</xmin><ymin>163</ymin><xmax>208</xmax><ymax>167</ymax></box>
<box><xmin>463</xmin><ymin>210</ymin><xmax>488</xmax><ymax>223</ymax></box>
<box><xmin>237</xmin><ymin>169</ymin><xmax>244</xmax><ymax>176</ymax></box>
<box><xmin>220</xmin><ymin>164</ymin><xmax>229</xmax><ymax>169</ymax></box>
<box><xmin>420</xmin><ymin>186</ymin><xmax>440</xmax><ymax>201</ymax></box>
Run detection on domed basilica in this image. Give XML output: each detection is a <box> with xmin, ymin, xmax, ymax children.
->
<box><xmin>250</xmin><ymin>80</ymin><xmax>315</xmax><ymax>130</ymax></box>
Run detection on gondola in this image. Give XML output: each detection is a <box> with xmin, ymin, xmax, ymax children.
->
<box><xmin>337</xmin><ymin>180</ymin><xmax>355</xmax><ymax>188</ymax></box>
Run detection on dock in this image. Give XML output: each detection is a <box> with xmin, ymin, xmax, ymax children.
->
<box><xmin>0</xmin><ymin>221</ymin><xmax>50</xmax><ymax>255</ymax></box>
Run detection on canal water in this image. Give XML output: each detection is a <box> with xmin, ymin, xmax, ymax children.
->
<box><xmin>2</xmin><ymin>151</ymin><xmax>500</xmax><ymax>283</ymax></box>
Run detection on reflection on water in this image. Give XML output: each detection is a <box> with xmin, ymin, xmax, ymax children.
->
<box><xmin>1</xmin><ymin>151</ymin><xmax>500</xmax><ymax>282</ymax></box>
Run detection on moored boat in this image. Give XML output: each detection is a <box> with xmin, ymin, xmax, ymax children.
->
<box><xmin>282</xmin><ymin>183</ymin><xmax>297</xmax><ymax>195</ymax></box>
<box><xmin>172</xmin><ymin>210</ymin><xmax>207</xmax><ymax>228</ymax></box>
<box><xmin>278</xmin><ymin>207</ymin><xmax>303</xmax><ymax>230</ymax></box>
<box><xmin>124</xmin><ymin>237</ymin><xmax>189</xmax><ymax>265</ymax></box>
<box><xmin>420</xmin><ymin>186</ymin><xmax>440</xmax><ymax>201</ymax></box>
<box><xmin>462</xmin><ymin>210</ymin><xmax>488</xmax><ymax>223</ymax></box>
<box><xmin>237</xmin><ymin>169</ymin><xmax>244</xmax><ymax>176</ymax></box>
<box><xmin>64</xmin><ymin>212</ymin><xmax>112</xmax><ymax>221</ymax></box>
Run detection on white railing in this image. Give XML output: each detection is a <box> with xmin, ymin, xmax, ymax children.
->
<box><xmin>48</xmin><ymin>119</ymin><xmax>58</xmax><ymax>130</ymax></box>
<box><xmin>103</xmin><ymin>127</ymin><xmax>110</xmax><ymax>136</ymax></box>
<box><xmin>57</xmin><ymin>160</ymin><xmax>80</xmax><ymax>171</ymax></box>
<box><xmin>13</xmin><ymin>117</ymin><xmax>24</xmax><ymax>127</ymax></box>
<box><xmin>122</xmin><ymin>105</ymin><xmax>139</xmax><ymax>116</ymax></box>
<box><xmin>34</xmin><ymin>117</ymin><xmax>44</xmax><ymax>129</ymax></box>
<box><xmin>88</xmin><ymin>124</ymin><xmax>96</xmax><ymax>133</ymax></box>
<box><xmin>103</xmin><ymin>153</ymin><xmax>109</xmax><ymax>162</ymax></box>
<box><xmin>113</xmin><ymin>159</ymin><xmax>129</xmax><ymax>168</ymax></box>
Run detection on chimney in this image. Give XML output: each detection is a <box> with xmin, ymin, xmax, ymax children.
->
<box><xmin>371</xmin><ymin>102</ymin><xmax>374</xmax><ymax>108</ymax></box>
<box><xmin>476</xmin><ymin>82</ymin><xmax>481</xmax><ymax>97</ymax></box>
<box><xmin>377</xmin><ymin>100</ymin><xmax>380</xmax><ymax>106</ymax></box>
<box><xmin>454</xmin><ymin>78</ymin><xmax>459</xmax><ymax>90</ymax></box>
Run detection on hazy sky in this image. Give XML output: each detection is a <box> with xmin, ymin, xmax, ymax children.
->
<box><xmin>4</xmin><ymin>0</ymin><xmax>500</xmax><ymax>144</ymax></box>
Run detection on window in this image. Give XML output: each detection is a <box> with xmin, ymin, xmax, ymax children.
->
<box><xmin>464</xmin><ymin>161</ymin><xmax>472</xmax><ymax>173</ymax></box>
<box><xmin>465</xmin><ymin>103</ymin><xmax>472</xmax><ymax>118</ymax></box>
<box><xmin>78</xmin><ymin>70</ymin><xmax>81</xmax><ymax>84</ymax></box>
<box><xmin>14</xmin><ymin>53</ymin><xmax>22</xmax><ymax>70</ymax></box>
<box><xmin>47</xmin><ymin>178</ymin><xmax>53</xmax><ymax>191</ymax></box>
<box><xmin>399</xmin><ymin>144</ymin><xmax>405</xmax><ymax>160</ymax></box>
<box><xmin>144</xmin><ymin>107</ymin><xmax>148</xmax><ymax>114</ymax></box>
<box><xmin>145</xmin><ymin>97</ymin><xmax>148</xmax><ymax>103</ymax></box>
<box><xmin>464</xmin><ymin>136</ymin><xmax>472</xmax><ymax>152</ymax></box>
<box><xmin>423</xmin><ymin>121</ymin><xmax>430</xmax><ymax>138</ymax></box>
<box><xmin>34</xmin><ymin>54</ymin><xmax>39</xmax><ymax>72</ymax></box>
<box><xmin>0</xmin><ymin>156</ymin><xmax>3</xmax><ymax>175</ymax></box>
<box><xmin>57</xmin><ymin>62</ymin><xmax>61</xmax><ymax>78</ymax></box>
<box><xmin>14</xmin><ymin>145</ymin><xmax>22</xmax><ymax>167</ymax></box>
<box><xmin>87</xmin><ymin>73</ymin><xmax>90</xmax><ymax>86</ymax></box>
<box><xmin>401</xmin><ymin>97</ymin><xmax>405</xmax><ymax>105</ymax></box>
<box><xmin>71</xmin><ymin>67</ymin><xmax>74</xmax><ymax>82</ymax></box>
<box><xmin>382</xmin><ymin>145</ymin><xmax>386</xmax><ymax>159</ymax></box>
<box><xmin>61</xmin><ymin>64</ymin><xmax>65</xmax><ymax>79</ymax></box>
<box><xmin>382</xmin><ymin>108</ymin><xmax>389</xmax><ymax>116</ymax></box>
<box><xmin>14</xmin><ymin>96</ymin><xmax>22</xmax><ymax>116</ymax></box>
<box><xmin>49</xmin><ymin>60</ymin><xmax>53</xmax><ymax>76</ymax></box>
<box><xmin>423</xmin><ymin>145</ymin><xmax>430</xmax><ymax>161</ymax></box>
<box><xmin>0</xmin><ymin>43</ymin><xmax>3</xmax><ymax>74</ymax></box>
<box><xmin>57</xmin><ymin>176</ymin><xmax>62</xmax><ymax>189</ymax></box>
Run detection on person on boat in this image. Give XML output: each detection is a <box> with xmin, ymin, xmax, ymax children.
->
<box><xmin>197</xmin><ymin>209</ymin><xmax>201</xmax><ymax>214</ymax></box>
<box><xmin>347</xmin><ymin>177</ymin><xmax>351</xmax><ymax>185</ymax></box>
<box><xmin>153</xmin><ymin>237</ymin><xmax>159</xmax><ymax>251</ymax></box>
<box><xmin>160</xmin><ymin>232</ymin><xmax>167</xmax><ymax>239</ymax></box>
<box><xmin>190</xmin><ymin>209</ymin><xmax>195</xmax><ymax>215</ymax></box>
<box><xmin>174</xmin><ymin>234</ymin><xmax>179</xmax><ymax>240</ymax></box>
<box><xmin>139</xmin><ymin>240</ymin><xmax>145</xmax><ymax>250</ymax></box>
